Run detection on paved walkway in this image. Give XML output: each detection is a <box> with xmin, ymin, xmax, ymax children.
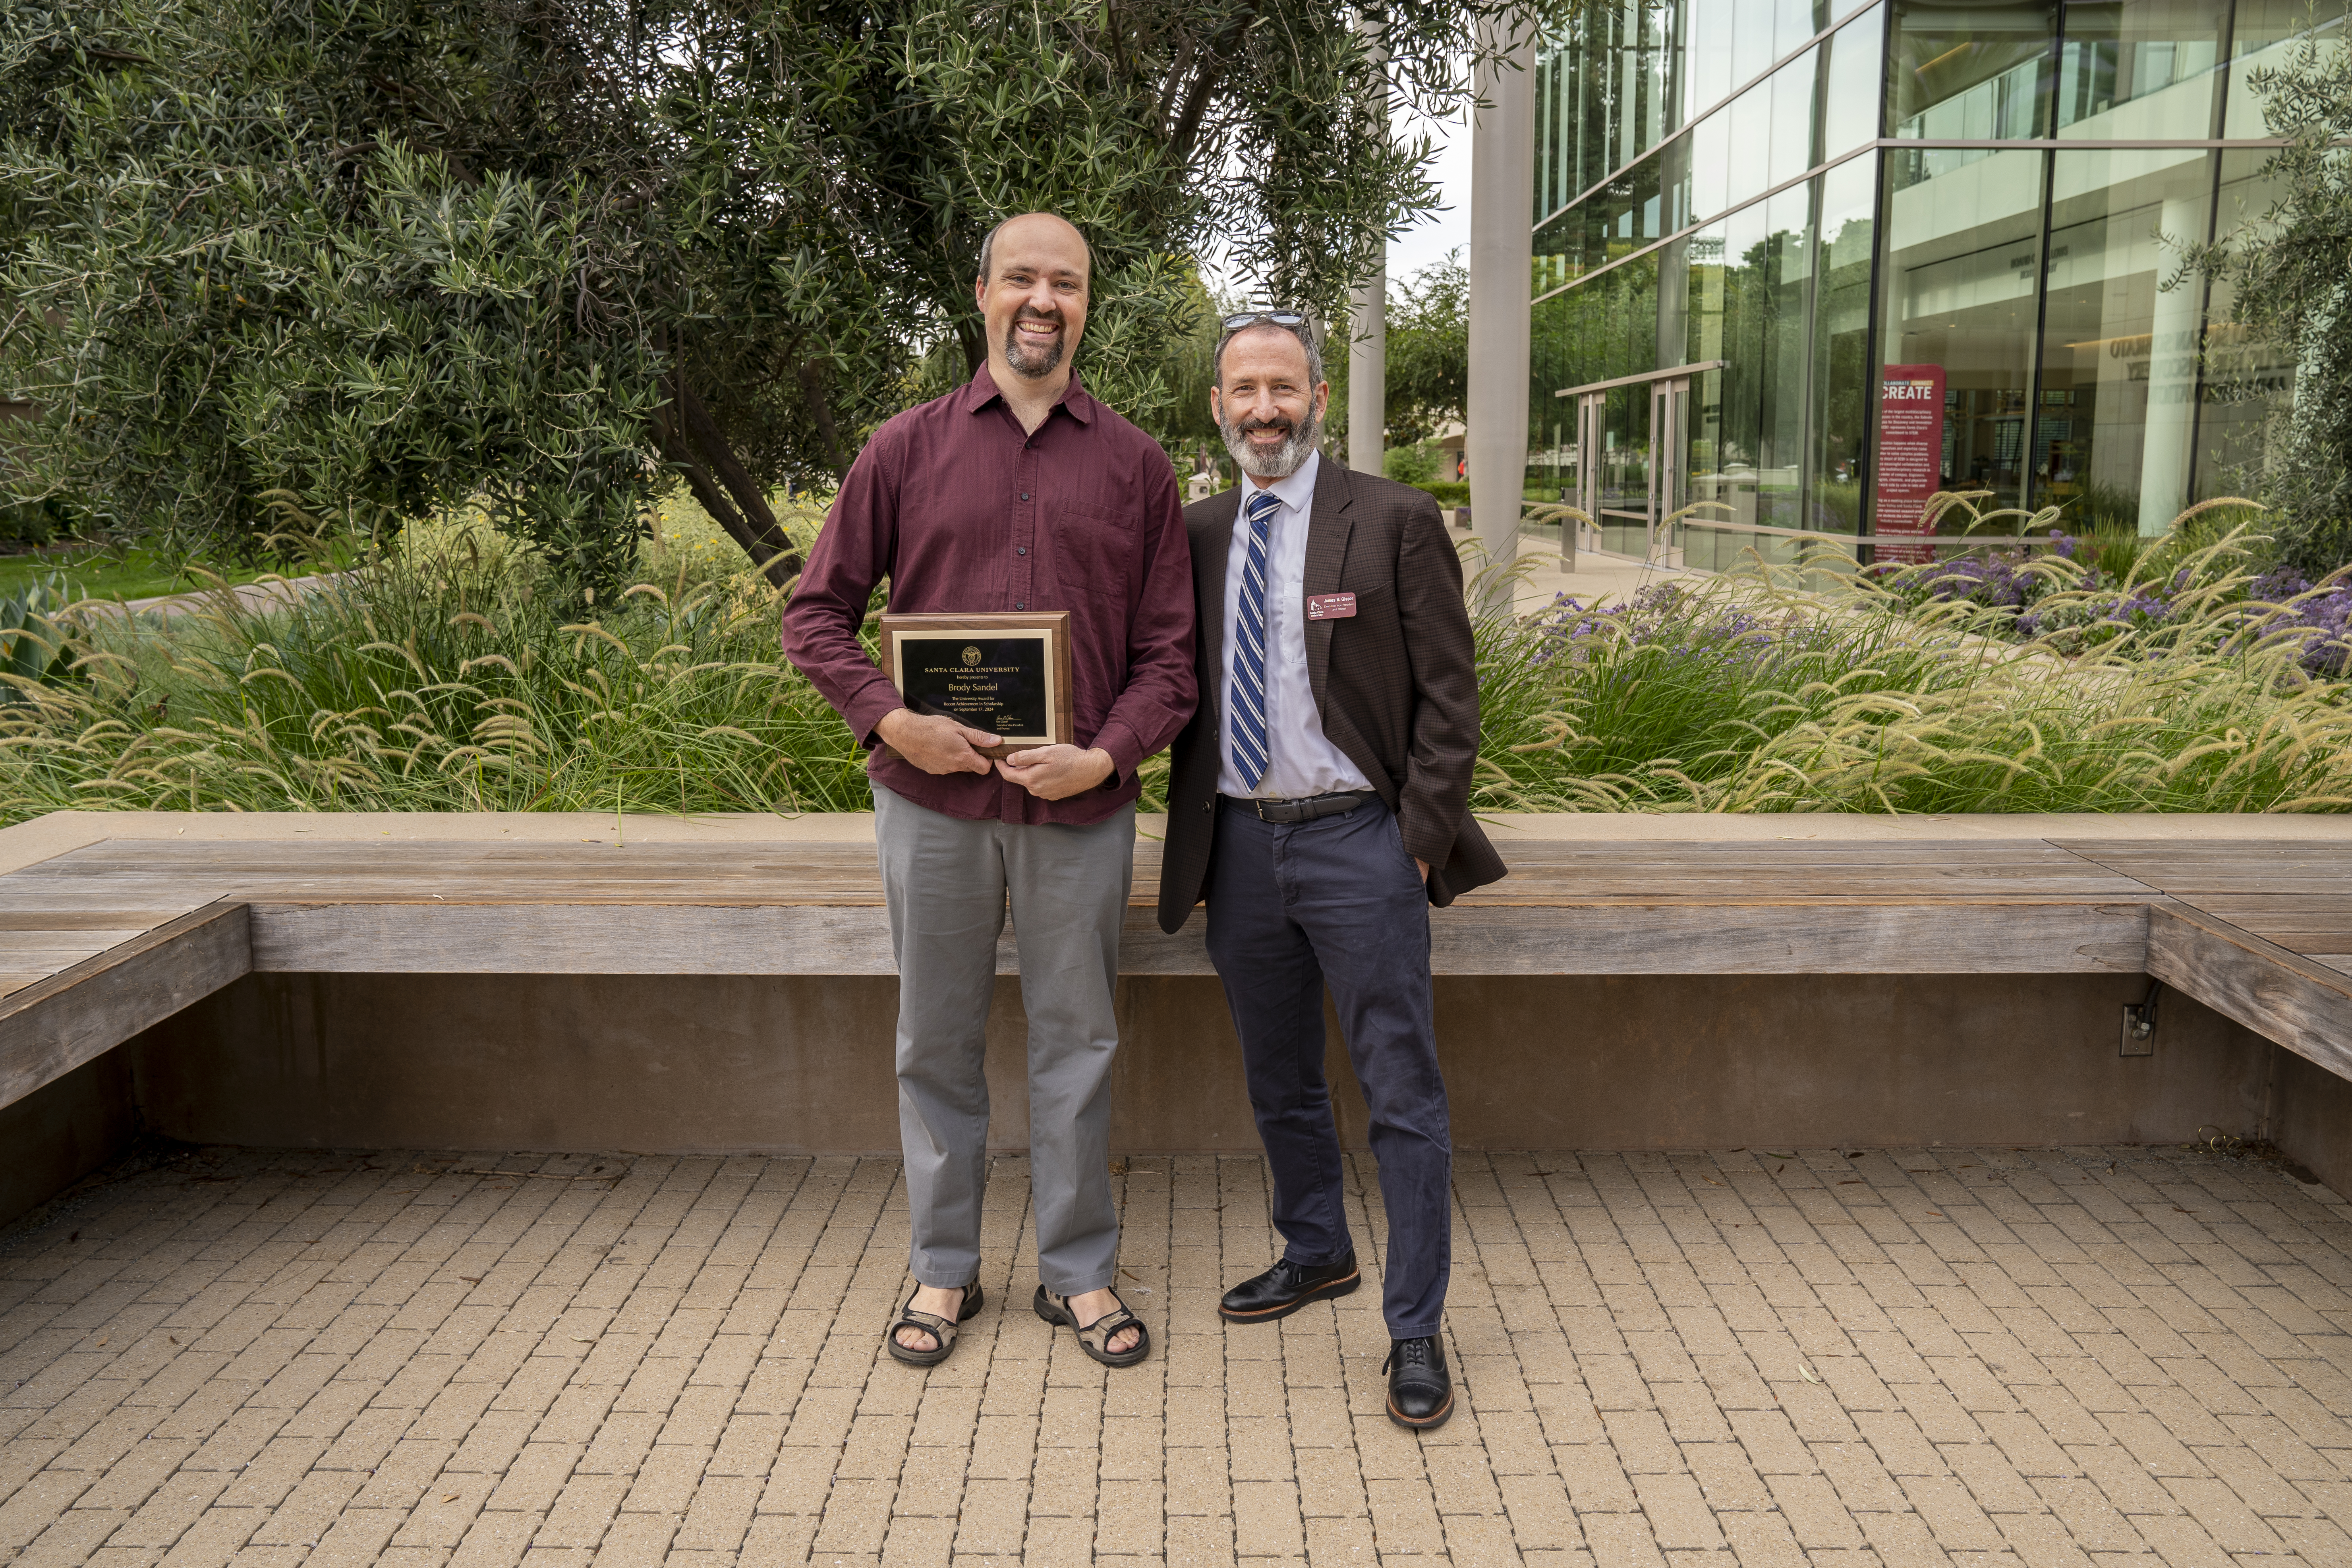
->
<box><xmin>1509</xmin><ymin>537</ymin><xmax>1698</xmax><ymax>616</ymax></box>
<box><xmin>3</xmin><ymin>1145</ymin><xmax>2347</xmax><ymax>1567</ymax></box>
<box><xmin>66</xmin><ymin>574</ymin><xmax>350</xmax><ymax>624</ymax></box>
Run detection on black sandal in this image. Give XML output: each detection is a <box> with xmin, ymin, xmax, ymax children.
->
<box><xmin>1033</xmin><ymin>1285</ymin><xmax>1150</xmax><ymax>1367</ymax></box>
<box><xmin>885</xmin><ymin>1281</ymin><xmax>983</xmax><ymax>1367</ymax></box>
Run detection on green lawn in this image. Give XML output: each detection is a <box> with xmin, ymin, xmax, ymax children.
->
<box><xmin>0</xmin><ymin>542</ymin><xmax>356</xmax><ymax>604</ymax></box>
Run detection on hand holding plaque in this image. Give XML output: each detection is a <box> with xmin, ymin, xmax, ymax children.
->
<box><xmin>879</xmin><ymin>611</ymin><xmax>1076</xmax><ymax>762</ymax></box>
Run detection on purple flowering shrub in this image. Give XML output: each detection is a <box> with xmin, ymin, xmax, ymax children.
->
<box><xmin>1532</xmin><ymin>583</ymin><xmax>1772</xmax><ymax>657</ymax></box>
<box><xmin>1871</xmin><ymin>539</ymin><xmax>2066</xmax><ymax>612</ymax></box>
<box><xmin>2242</xmin><ymin>568</ymin><xmax>2352</xmax><ymax>676</ymax></box>
<box><xmin>1873</xmin><ymin>528</ymin><xmax>2352</xmax><ymax>675</ymax></box>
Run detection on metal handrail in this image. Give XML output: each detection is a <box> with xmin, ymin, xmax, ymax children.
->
<box><xmin>1513</xmin><ymin>499</ymin><xmax>2066</xmax><ymax>582</ymax></box>
<box><xmin>1659</xmin><ymin>513</ymin><xmax>2056</xmax><ymax>549</ymax></box>
<box><xmin>1563</xmin><ymin>501</ymin><xmax>2071</xmax><ymax>554</ymax></box>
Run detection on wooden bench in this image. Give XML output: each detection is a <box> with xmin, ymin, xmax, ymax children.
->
<box><xmin>9</xmin><ymin>829</ymin><xmax>2352</xmax><ymax>1121</ymax></box>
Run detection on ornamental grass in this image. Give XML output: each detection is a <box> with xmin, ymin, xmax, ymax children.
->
<box><xmin>0</xmin><ymin>531</ymin><xmax>872</xmax><ymax>820</ymax></box>
<box><xmin>3</xmin><ymin>517</ymin><xmax>2350</xmax><ymax>823</ymax></box>
<box><xmin>1473</xmin><ymin>527</ymin><xmax>2352</xmax><ymax>813</ymax></box>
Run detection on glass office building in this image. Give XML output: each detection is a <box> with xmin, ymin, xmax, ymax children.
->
<box><xmin>1528</xmin><ymin>0</ymin><xmax>2337</xmax><ymax>563</ymax></box>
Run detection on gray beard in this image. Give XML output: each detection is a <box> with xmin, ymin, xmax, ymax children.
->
<box><xmin>1003</xmin><ymin>318</ymin><xmax>1067</xmax><ymax>379</ymax></box>
<box><xmin>1221</xmin><ymin>413</ymin><xmax>1320</xmax><ymax>480</ymax></box>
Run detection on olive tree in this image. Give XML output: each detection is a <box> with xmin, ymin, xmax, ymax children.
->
<box><xmin>2186</xmin><ymin>19</ymin><xmax>2352</xmax><ymax>576</ymax></box>
<box><xmin>1</xmin><ymin>0</ymin><xmax>1518</xmax><ymax>586</ymax></box>
<box><xmin>1382</xmin><ymin>249</ymin><xmax>1469</xmax><ymax>448</ymax></box>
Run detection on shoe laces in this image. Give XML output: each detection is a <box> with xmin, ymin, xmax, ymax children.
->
<box><xmin>1384</xmin><ymin>1336</ymin><xmax>1437</xmax><ymax>1373</ymax></box>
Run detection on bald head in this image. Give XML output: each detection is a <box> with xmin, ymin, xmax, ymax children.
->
<box><xmin>976</xmin><ymin>212</ymin><xmax>1093</xmax><ymax>289</ymax></box>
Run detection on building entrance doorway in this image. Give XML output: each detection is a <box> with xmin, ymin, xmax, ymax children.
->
<box><xmin>1562</xmin><ymin>363</ymin><xmax>1717</xmax><ymax>563</ymax></box>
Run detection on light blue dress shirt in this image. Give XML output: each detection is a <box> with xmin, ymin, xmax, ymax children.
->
<box><xmin>1215</xmin><ymin>451</ymin><xmax>1375</xmax><ymax>799</ymax></box>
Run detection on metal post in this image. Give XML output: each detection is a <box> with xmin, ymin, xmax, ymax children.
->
<box><xmin>1467</xmin><ymin>16</ymin><xmax>1536</xmax><ymax>603</ymax></box>
<box><xmin>1348</xmin><ymin>14</ymin><xmax>1389</xmax><ymax>480</ymax></box>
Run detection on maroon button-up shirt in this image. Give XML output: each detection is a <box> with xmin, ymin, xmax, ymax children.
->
<box><xmin>780</xmin><ymin>367</ymin><xmax>1197</xmax><ymax>825</ymax></box>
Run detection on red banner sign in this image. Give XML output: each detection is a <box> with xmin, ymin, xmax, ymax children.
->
<box><xmin>1874</xmin><ymin>364</ymin><xmax>1946</xmax><ymax>565</ymax></box>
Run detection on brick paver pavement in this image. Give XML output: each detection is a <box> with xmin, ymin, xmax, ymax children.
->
<box><xmin>3</xmin><ymin>1144</ymin><xmax>2349</xmax><ymax>1566</ymax></box>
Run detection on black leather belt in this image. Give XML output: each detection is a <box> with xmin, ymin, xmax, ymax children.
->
<box><xmin>1223</xmin><ymin>789</ymin><xmax>1378</xmax><ymax>824</ymax></box>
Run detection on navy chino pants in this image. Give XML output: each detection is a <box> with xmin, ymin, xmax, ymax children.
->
<box><xmin>1204</xmin><ymin>796</ymin><xmax>1452</xmax><ymax>1339</ymax></box>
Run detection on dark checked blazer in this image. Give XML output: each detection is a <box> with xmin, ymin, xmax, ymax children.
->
<box><xmin>1156</xmin><ymin>460</ymin><xmax>1506</xmax><ymax>933</ymax></box>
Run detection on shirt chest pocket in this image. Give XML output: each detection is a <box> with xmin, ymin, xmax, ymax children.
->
<box><xmin>1050</xmin><ymin>501</ymin><xmax>1136</xmax><ymax>583</ymax></box>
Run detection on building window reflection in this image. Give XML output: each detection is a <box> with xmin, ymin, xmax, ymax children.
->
<box><xmin>1822</xmin><ymin>6</ymin><xmax>1889</xmax><ymax>157</ymax></box>
<box><xmin>1879</xmin><ymin>147</ymin><xmax>2045</xmax><ymax>513</ymax></box>
<box><xmin>2223</xmin><ymin>0</ymin><xmax>2347</xmax><ymax>137</ymax></box>
<box><xmin>1529</xmin><ymin>0</ymin><xmax>2309</xmax><ymax>554</ymax></box>
<box><xmin>1887</xmin><ymin>0</ymin><xmax>2055</xmax><ymax>141</ymax></box>
<box><xmin>2195</xmin><ymin>148</ymin><xmax>2302</xmax><ymax>504</ymax></box>
<box><xmin>2036</xmin><ymin>148</ymin><xmax>2213</xmax><ymax>533</ymax></box>
<box><xmin>2054</xmin><ymin>0</ymin><xmax>2223</xmax><ymax>138</ymax></box>
<box><xmin>1810</xmin><ymin>158</ymin><xmax>1879</xmax><ymax>534</ymax></box>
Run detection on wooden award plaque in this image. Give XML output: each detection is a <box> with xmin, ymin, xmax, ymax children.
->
<box><xmin>877</xmin><ymin>610</ymin><xmax>1076</xmax><ymax>759</ymax></box>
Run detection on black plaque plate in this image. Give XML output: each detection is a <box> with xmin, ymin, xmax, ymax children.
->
<box><xmin>879</xmin><ymin>611</ymin><xmax>1074</xmax><ymax>757</ymax></box>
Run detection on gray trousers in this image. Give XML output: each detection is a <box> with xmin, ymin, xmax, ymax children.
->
<box><xmin>873</xmin><ymin>782</ymin><xmax>1135</xmax><ymax>1295</ymax></box>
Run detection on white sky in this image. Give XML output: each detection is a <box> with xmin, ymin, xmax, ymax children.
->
<box><xmin>1201</xmin><ymin>91</ymin><xmax>1472</xmax><ymax>302</ymax></box>
<box><xmin>1386</xmin><ymin>99</ymin><xmax>1471</xmax><ymax>286</ymax></box>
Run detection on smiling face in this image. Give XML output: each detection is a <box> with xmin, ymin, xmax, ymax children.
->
<box><xmin>975</xmin><ymin>214</ymin><xmax>1091</xmax><ymax>382</ymax></box>
<box><xmin>1211</xmin><ymin>325</ymin><xmax>1328</xmax><ymax>481</ymax></box>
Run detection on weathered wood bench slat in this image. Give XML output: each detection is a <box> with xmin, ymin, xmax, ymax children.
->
<box><xmin>2188</xmin><ymin>916</ymin><xmax>2352</xmax><ymax>945</ymax></box>
<box><xmin>29</xmin><ymin>876</ymin><xmax>2163</xmax><ymax>899</ymax></box>
<box><xmin>1453</xmin><ymin>875</ymin><xmax>2152</xmax><ymax>897</ymax></box>
<box><xmin>12</xmin><ymin>836</ymin><xmax>2311</xmax><ymax>863</ymax></box>
<box><xmin>12</xmin><ymin>840</ymin><xmax>2166</xmax><ymax>900</ymax></box>
<box><xmin>236</xmin><ymin>899</ymin><xmax>2156</xmax><ymax>977</ymax></box>
<box><xmin>3</xmin><ymin>932</ymin><xmax>152</xmax><ymax>962</ymax></box>
<box><xmin>2052</xmin><ymin>846</ymin><xmax>2352</xmax><ymax>889</ymax></box>
<box><xmin>2165</xmin><ymin>895</ymin><xmax>2352</xmax><ymax>913</ymax></box>
<box><xmin>2147</xmin><ymin>904</ymin><xmax>2352</xmax><ymax>1081</ymax></box>
<box><xmin>0</xmin><ymin>903</ymin><xmax>251</xmax><ymax>1108</ymax></box>
<box><xmin>0</xmin><ymin>909</ymin><xmax>215</xmax><ymax>931</ymax></box>
<box><xmin>17</xmin><ymin>838</ymin><xmax>2144</xmax><ymax>868</ymax></box>
<box><xmin>2054</xmin><ymin>841</ymin><xmax>2352</xmax><ymax>858</ymax></box>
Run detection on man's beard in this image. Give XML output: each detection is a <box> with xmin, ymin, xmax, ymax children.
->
<box><xmin>1220</xmin><ymin>408</ymin><xmax>1322</xmax><ymax>480</ymax></box>
<box><xmin>1003</xmin><ymin>308</ymin><xmax>1067</xmax><ymax>379</ymax></box>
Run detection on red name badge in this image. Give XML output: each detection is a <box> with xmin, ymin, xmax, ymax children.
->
<box><xmin>1306</xmin><ymin>592</ymin><xmax>1358</xmax><ymax>620</ymax></box>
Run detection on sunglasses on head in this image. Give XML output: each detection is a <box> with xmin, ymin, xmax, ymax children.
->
<box><xmin>1220</xmin><ymin>309</ymin><xmax>1309</xmax><ymax>331</ymax></box>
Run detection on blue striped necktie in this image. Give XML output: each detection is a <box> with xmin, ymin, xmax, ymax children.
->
<box><xmin>1229</xmin><ymin>489</ymin><xmax>1280</xmax><ymax>791</ymax></box>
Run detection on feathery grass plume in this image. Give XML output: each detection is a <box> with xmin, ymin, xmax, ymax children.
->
<box><xmin>1472</xmin><ymin>531</ymin><xmax>2352</xmax><ymax>814</ymax></box>
<box><xmin>6</xmin><ymin>507</ymin><xmax>2350</xmax><ymax>822</ymax></box>
<box><xmin>0</xmin><ymin>521</ymin><xmax>874</xmax><ymax>821</ymax></box>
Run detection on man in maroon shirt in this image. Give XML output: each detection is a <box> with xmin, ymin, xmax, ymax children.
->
<box><xmin>781</xmin><ymin>213</ymin><xmax>1194</xmax><ymax>1370</ymax></box>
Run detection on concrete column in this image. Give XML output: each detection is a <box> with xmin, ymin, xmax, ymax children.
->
<box><xmin>1348</xmin><ymin>262</ymin><xmax>1387</xmax><ymax>476</ymax></box>
<box><xmin>1347</xmin><ymin>14</ymin><xmax>1389</xmax><ymax>479</ymax></box>
<box><xmin>1467</xmin><ymin>17</ymin><xmax>1537</xmax><ymax>592</ymax></box>
<box><xmin>2137</xmin><ymin>193</ymin><xmax>2203</xmax><ymax>537</ymax></box>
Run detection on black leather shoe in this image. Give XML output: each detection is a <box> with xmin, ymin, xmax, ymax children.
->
<box><xmin>1218</xmin><ymin>1252</ymin><xmax>1361</xmax><ymax>1322</ymax></box>
<box><xmin>1384</xmin><ymin>1336</ymin><xmax>1453</xmax><ymax>1430</ymax></box>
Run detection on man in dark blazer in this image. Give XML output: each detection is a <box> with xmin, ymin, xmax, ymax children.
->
<box><xmin>1156</xmin><ymin>311</ymin><xmax>1505</xmax><ymax>1430</ymax></box>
